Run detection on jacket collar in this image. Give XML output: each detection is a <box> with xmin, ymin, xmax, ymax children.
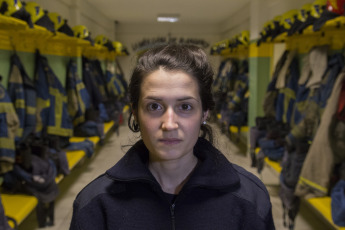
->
<box><xmin>106</xmin><ymin>137</ymin><xmax>240</xmax><ymax>190</ymax></box>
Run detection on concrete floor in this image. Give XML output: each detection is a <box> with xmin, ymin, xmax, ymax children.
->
<box><xmin>18</xmin><ymin>123</ymin><xmax>333</xmax><ymax>230</ymax></box>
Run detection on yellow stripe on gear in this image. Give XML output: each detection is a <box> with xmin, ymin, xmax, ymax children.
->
<box><xmin>298</xmin><ymin>176</ymin><xmax>328</xmax><ymax>194</ymax></box>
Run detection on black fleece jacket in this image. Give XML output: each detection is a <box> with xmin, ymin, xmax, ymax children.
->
<box><xmin>70</xmin><ymin>138</ymin><xmax>275</xmax><ymax>230</ymax></box>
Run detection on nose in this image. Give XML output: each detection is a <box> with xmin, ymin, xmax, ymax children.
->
<box><xmin>161</xmin><ymin>107</ymin><xmax>178</xmax><ymax>130</ymax></box>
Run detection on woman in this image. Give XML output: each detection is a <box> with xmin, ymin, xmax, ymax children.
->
<box><xmin>70</xmin><ymin>44</ymin><xmax>275</xmax><ymax>229</ymax></box>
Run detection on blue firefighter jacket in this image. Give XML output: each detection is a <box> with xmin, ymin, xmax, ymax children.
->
<box><xmin>7</xmin><ymin>54</ymin><xmax>37</xmax><ymax>144</ymax></box>
<box><xmin>82</xmin><ymin>57</ymin><xmax>109</xmax><ymax>122</ymax></box>
<box><xmin>0</xmin><ymin>83</ymin><xmax>19</xmax><ymax>174</ymax></box>
<box><xmin>275</xmin><ymin>57</ymin><xmax>299</xmax><ymax>125</ymax></box>
<box><xmin>288</xmin><ymin>53</ymin><xmax>344</xmax><ymax>144</ymax></box>
<box><xmin>35</xmin><ymin>52</ymin><xmax>73</xmax><ymax>137</ymax></box>
<box><xmin>66</xmin><ymin>59</ymin><xmax>91</xmax><ymax>127</ymax></box>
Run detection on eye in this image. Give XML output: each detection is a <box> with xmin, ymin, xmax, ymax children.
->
<box><xmin>179</xmin><ymin>103</ymin><xmax>192</xmax><ymax>111</ymax></box>
<box><xmin>147</xmin><ymin>103</ymin><xmax>162</xmax><ymax>111</ymax></box>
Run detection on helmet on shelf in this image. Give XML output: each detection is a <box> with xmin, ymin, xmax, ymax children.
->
<box><xmin>24</xmin><ymin>1</ymin><xmax>43</xmax><ymax>23</ymax></box>
<box><xmin>0</xmin><ymin>0</ymin><xmax>23</xmax><ymax>16</ymax></box>
<box><xmin>297</xmin><ymin>3</ymin><xmax>313</xmax><ymax>22</ymax></box>
<box><xmin>94</xmin><ymin>34</ymin><xmax>109</xmax><ymax>45</ymax></box>
<box><xmin>72</xmin><ymin>25</ymin><xmax>90</xmax><ymax>39</ymax></box>
<box><xmin>280</xmin><ymin>9</ymin><xmax>299</xmax><ymax>30</ymax></box>
<box><xmin>311</xmin><ymin>0</ymin><xmax>328</xmax><ymax>18</ymax></box>
<box><xmin>73</xmin><ymin>25</ymin><xmax>94</xmax><ymax>45</ymax></box>
<box><xmin>237</xmin><ymin>30</ymin><xmax>249</xmax><ymax>46</ymax></box>
<box><xmin>95</xmin><ymin>34</ymin><xmax>115</xmax><ymax>51</ymax></box>
<box><xmin>48</xmin><ymin>12</ymin><xmax>64</xmax><ymax>30</ymax></box>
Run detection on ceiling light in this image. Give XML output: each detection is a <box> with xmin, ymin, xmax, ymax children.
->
<box><xmin>157</xmin><ymin>14</ymin><xmax>179</xmax><ymax>23</ymax></box>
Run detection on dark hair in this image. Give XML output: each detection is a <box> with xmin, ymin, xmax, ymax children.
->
<box><xmin>128</xmin><ymin>44</ymin><xmax>215</xmax><ymax>143</ymax></box>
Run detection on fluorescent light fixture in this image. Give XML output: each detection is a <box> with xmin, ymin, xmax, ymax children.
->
<box><xmin>157</xmin><ymin>14</ymin><xmax>179</xmax><ymax>23</ymax></box>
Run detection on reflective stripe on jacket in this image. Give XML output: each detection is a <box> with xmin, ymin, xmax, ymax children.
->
<box><xmin>7</xmin><ymin>54</ymin><xmax>36</xmax><ymax>144</ymax></box>
<box><xmin>66</xmin><ymin>59</ymin><xmax>91</xmax><ymax>127</ymax></box>
<box><xmin>35</xmin><ymin>51</ymin><xmax>73</xmax><ymax>137</ymax></box>
<box><xmin>0</xmin><ymin>83</ymin><xmax>19</xmax><ymax>174</ymax></box>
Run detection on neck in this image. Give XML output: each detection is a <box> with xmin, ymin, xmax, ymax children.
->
<box><xmin>148</xmin><ymin>154</ymin><xmax>198</xmax><ymax>195</ymax></box>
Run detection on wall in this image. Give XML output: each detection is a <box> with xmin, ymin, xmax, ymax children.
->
<box><xmin>219</xmin><ymin>3</ymin><xmax>250</xmax><ymax>39</ymax></box>
<box><xmin>116</xmin><ymin>22</ymin><xmax>222</xmax><ymax>81</ymax></box>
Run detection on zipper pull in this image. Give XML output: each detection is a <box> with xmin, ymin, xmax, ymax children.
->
<box><xmin>170</xmin><ymin>203</ymin><xmax>176</xmax><ymax>230</ymax></box>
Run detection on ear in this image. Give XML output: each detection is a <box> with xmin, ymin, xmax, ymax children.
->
<box><xmin>130</xmin><ymin>104</ymin><xmax>138</xmax><ymax>122</ymax></box>
<box><xmin>202</xmin><ymin>110</ymin><xmax>209</xmax><ymax>122</ymax></box>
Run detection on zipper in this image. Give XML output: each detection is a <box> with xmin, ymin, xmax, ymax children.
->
<box><xmin>170</xmin><ymin>203</ymin><xmax>176</xmax><ymax>230</ymax></box>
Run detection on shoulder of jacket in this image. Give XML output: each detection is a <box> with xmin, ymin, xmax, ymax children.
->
<box><xmin>74</xmin><ymin>173</ymin><xmax>121</xmax><ymax>211</ymax></box>
<box><xmin>231</xmin><ymin>164</ymin><xmax>272</xmax><ymax>221</ymax></box>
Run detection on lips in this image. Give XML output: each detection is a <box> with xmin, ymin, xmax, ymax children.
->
<box><xmin>159</xmin><ymin>138</ymin><xmax>182</xmax><ymax>145</ymax></box>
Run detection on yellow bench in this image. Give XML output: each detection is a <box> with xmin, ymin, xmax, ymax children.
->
<box><xmin>307</xmin><ymin>197</ymin><xmax>345</xmax><ymax>230</ymax></box>
<box><xmin>2</xmin><ymin>120</ymin><xmax>115</xmax><ymax>227</ymax></box>
<box><xmin>1</xmin><ymin>194</ymin><xmax>38</xmax><ymax>228</ymax></box>
<box><xmin>255</xmin><ymin>147</ymin><xmax>282</xmax><ymax>174</ymax></box>
<box><xmin>69</xmin><ymin>121</ymin><xmax>114</xmax><ymax>146</ymax></box>
<box><xmin>255</xmin><ymin>147</ymin><xmax>345</xmax><ymax>229</ymax></box>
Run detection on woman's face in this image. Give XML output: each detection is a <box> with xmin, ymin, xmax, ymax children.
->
<box><xmin>137</xmin><ymin>68</ymin><xmax>207</xmax><ymax>163</ymax></box>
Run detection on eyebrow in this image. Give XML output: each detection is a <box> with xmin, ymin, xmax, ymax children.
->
<box><xmin>143</xmin><ymin>96</ymin><xmax>199</xmax><ymax>102</ymax></box>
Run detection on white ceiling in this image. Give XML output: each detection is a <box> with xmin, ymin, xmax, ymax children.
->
<box><xmin>85</xmin><ymin>0</ymin><xmax>251</xmax><ymax>24</ymax></box>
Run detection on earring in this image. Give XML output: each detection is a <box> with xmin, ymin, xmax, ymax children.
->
<box><xmin>202</xmin><ymin>121</ymin><xmax>207</xmax><ymax>125</ymax></box>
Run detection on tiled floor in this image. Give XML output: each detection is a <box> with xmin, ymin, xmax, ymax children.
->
<box><xmin>19</xmin><ymin>123</ymin><xmax>333</xmax><ymax>230</ymax></box>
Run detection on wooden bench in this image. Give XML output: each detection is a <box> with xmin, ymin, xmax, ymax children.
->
<box><xmin>1</xmin><ymin>120</ymin><xmax>115</xmax><ymax>227</ymax></box>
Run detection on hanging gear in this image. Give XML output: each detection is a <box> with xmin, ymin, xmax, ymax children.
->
<box><xmin>35</xmin><ymin>50</ymin><xmax>73</xmax><ymax>139</ymax></box>
<box><xmin>7</xmin><ymin>54</ymin><xmax>37</xmax><ymax>145</ymax></box>
<box><xmin>66</xmin><ymin>59</ymin><xmax>91</xmax><ymax>127</ymax></box>
<box><xmin>0</xmin><ymin>82</ymin><xmax>19</xmax><ymax>174</ymax></box>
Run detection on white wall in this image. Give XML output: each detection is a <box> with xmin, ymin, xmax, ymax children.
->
<box><xmin>116</xmin><ymin>22</ymin><xmax>222</xmax><ymax>81</ymax></box>
<box><xmin>220</xmin><ymin>3</ymin><xmax>250</xmax><ymax>39</ymax></box>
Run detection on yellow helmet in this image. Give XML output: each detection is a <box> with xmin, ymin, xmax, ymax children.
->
<box><xmin>94</xmin><ymin>34</ymin><xmax>109</xmax><ymax>46</ymax></box>
<box><xmin>72</xmin><ymin>25</ymin><xmax>90</xmax><ymax>39</ymax></box>
<box><xmin>238</xmin><ymin>30</ymin><xmax>249</xmax><ymax>46</ymax></box>
<box><xmin>280</xmin><ymin>9</ymin><xmax>299</xmax><ymax>30</ymax></box>
<box><xmin>48</xmin><ymin>12</ymin><xmax>64</xmax><ymax>30</ymax></box>
<box><xmin>113</xmin><ymin>41</ymin><xmax>129</xmax><ymax>55</ymax></box>
<box><xmin>0</xmin><ymin>0</ymin><xmax>23</xmax><ymax>16</ymax></box>
<box><xmin>311</xmin><ymin>0</ymin><xmax>327</xmax><ymax>18</ymax></box>
<box><xmin>24</xmin><ymin>1</ymin><xmax>44</xmax><ymax>24</ymax></box>
<box><xmin>113</xmin><ymin>41</ymin><xmax>123</xmax><ymax>53</ymax></box>
<box><xmin>298</xmin><ymin>3</ymin><xmax>312</xmax><ymax>22</ymax></box>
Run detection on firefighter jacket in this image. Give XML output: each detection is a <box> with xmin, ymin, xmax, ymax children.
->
<box><xmin>0</xmin><ymin>83</ymin><xmax>19</xmax><ymax>174</ymax></box>
<box><xmin>7</xmin><ymin>54</ymin><xmax>37</xmax><ymax>144</ymax></box>
<box><xmin>35</xmin><ymin>51</ymin><xmax>73</xmax><ymax>137</ymax></box>
<box><xmin>295</xmin><ymin>69</ymin><xmax>345</xmax><ymax>198</ymax></box>
<box><xmin>70</xmin><ymin>138</ymin><xmax>275</xmax><ymax>230</ymax></box>
<box><xmin>66</xmin><ymin>59</ymin><xmax>91</xmax><ymax>127</ymax></box>
<box><xmin>287</xmin><ymin>52</ymin><xmax>344</xmax><ymax>146</ymax></box>
<box><xmin>275</xmin><ymin>53</ymin><xmax>299</xmax><ymax>125</ymax></box>
<box><xmin>105</xmin><ymin>61</ymin><xmax>125</xmax><ymax>99</ymax></box>
<box><xmin>82</xmin><ymin>56</ymin><xmax>109</xmax><ymax>122</ymax></box>
<box><xmin>262</xmin><ymin>50</ymin><xmax>289</xmax><ymax>118</ymax></box>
